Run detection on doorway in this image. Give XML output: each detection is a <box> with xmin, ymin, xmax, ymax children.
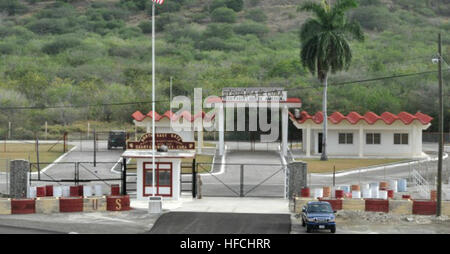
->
<box><xmin>143</xmin><ymin>162</ymin><xmax>173</xmax><ymax>197</ymax></box>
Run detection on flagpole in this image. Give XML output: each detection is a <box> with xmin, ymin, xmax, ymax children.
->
<box><xmin>151</xmin><ymin>2</ymin><xmax>156</xmax><ymax>197</ymax></box>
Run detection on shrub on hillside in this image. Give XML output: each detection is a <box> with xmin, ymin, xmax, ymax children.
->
<box><xmin>86</xmin><ymin>8</ymin><xmax>130</xmax><ymax>22</ymax></box>
<box><xmin>138</xmin><ymin>21</ymin><xmax>152</xmax><ymax>34</ymax></box>
<box><xmin>233</xmin><ymin>21</ymin><xmax>269</xmax><ymax>38</ymax></box>
<box><xmin>245</xmin><ymin>9</ymin><xmax>268</xmax><ymax>22</ymax></box>
<box><xmin>203</xmin><ymin>23</ymin><xmax>234</xmax><ymax>39</ymax></box>
<box><xmin>211</xmin><ymin>7</ymin><xmax>237</xmax><ymax>23</ymax></box>
<box><xmin>25</xmin><ymin>18</ymin><xmax>70</xmax><ymax>34</ymax></box>
<box><xmin>117</xmin><ymin>26</ymin><xmax>143</xmax><ymax>39</ymax></box>
<box><xmin>351</xmin><ymin>6</ymin><xmax>394</xmax><ymax>31</ymax></box>
<box><xmin>209</xmin><ymin>0</ymin><xmax>227</xmax><ymax>12</ymax></box>
<box><xmin>42</xmin><ymin>38</ymin><xmax>82</xmax><ymax>55</ymax></box>
<box><xmin>0</xmin><ymin>26</ymin><xmax>34</xmax><ymax>39</ymax></box>
<box><xmin>119</xmin><ymin>0</ymin><xmax>148</xmax><ymax>11</ymax></box>
<box><xmin>35</xmin><ymin>4</ymin><xmax>76</xmax><ymax>19</ymax></box>
<box><xmin>0</xmin><ymin>43</ymin><xmax>15</xmax><ymax>55</ymax></box>
<box><xmin>164</xmin><ymin>23</ymin><xmax>201</xmax><ymax>43</ymax></box>
<box><xmin>225</xmin><ymin>0</ymin><xmax>244</xmax><ymax>12</ymax></box>
<box><xmin>154</xmin><ymin>1</ymin><xmax>181</xmax><ymax>14</ymax></box>
<box><xmin>156</xmin><ymin>13</ymin><xmax>187</xmax><ymax>31</ymax></box>
<box><xmin>0</xmin><ymin>0</ymin><xmax>28</xmax><ymax>16</ymax></box>
<box><xmin>359</xmin><ymin>0</ymin><xmax>381</xmax><ymax>6</ymax></box>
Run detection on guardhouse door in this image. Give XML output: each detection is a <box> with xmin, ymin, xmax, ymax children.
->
<box><xmin>143</xmin><ymin>162</ymin><xmax>173</xmax><ymax>197</ymax></box>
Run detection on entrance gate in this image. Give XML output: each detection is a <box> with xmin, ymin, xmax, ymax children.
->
<box><xmin>196</xmin><ymin>163</ymin><xmax>286</xmax><ymax>198</ymax></box>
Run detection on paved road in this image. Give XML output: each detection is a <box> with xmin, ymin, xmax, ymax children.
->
<box><xmin>0</xmin><ymin>224</ymin><xmax>62</xmax><ymax>234</ymax></box>
<box><xmin>199</xmin><ymin>151</ymin><xmax>286</xmax><ymax>197</ymax></box>
<box><xmin>149</xmin><ymin>212</ymin><xmax>290</xmax><ymax>234</ymax></box>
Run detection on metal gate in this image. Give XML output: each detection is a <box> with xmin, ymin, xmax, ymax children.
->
<box><xmin>197</xmin><ymin>163</ymin><xmax>286</xmax><ymax>198</ymax></box>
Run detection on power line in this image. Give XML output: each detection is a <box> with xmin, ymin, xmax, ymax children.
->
<box><xmin>0</xmin><ymin>69</ymin><xmax>448</xmax><ymax>111</ymax></box>
<box><xmin>0</xmin><ymin>99</ymin><xmax>171</xmax><ymax>111</ymax></box>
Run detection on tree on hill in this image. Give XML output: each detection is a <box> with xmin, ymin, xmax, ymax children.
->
<box><xmin>298</xmin><ymin>0</ymin><xmax>364</xmax><ymax>161</ymax></box>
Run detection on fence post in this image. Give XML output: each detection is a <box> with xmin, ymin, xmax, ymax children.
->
<box><xmin>122</xmin><ymin>158</ymin><xmax>127</xmax><ymax>195</ymax></box>
<box><xmin>35</xmin><ymin>135</ymin><xmax>40</xmax><ymax>181</ymax></box>
<box><xmin>63</xmin><ymin>132</ymin><xmax>67</xmax><ymax>153</ymax></box>
<box><xmin>93</xmin><ymin>129</ymin><xmax>96</xmax><ymax>167</ymax></box>
<box><xmin>240</xmin><ymin>164</ymin><xmax>244</xmax><ymax>197</ymax></box>
<box><xmin>192</xmin><ymin>158</ymin><xmax>197</xmax><ymax>198</ymax></box>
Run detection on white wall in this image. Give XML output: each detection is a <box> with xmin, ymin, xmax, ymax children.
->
<box><xmin>298</xmin><ymin>120</ymin><xmax>430</xmax><ymax>158</ymax></box>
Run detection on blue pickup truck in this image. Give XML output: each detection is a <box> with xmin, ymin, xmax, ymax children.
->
<box><xmin>301</xmin><ymin>201</ymin><xmax>336</xmax><ymax>233</ymax></box>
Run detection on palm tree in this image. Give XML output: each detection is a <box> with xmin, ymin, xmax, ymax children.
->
<box><xmin>298</xmin><ymin>0</ymin><xmax>364</xmax><ymax>161</ymax></box>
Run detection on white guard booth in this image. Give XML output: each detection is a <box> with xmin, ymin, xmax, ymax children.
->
<box><xmin>122</xmin><ymin>150</ymin><xmax>195</xmax><ymax>201</ymax></box>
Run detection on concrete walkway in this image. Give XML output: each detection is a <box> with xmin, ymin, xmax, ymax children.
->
<box><xmin>131</xmin><ymin>196</ymin><xmax>289</xmax><ymax>214</ymax></box>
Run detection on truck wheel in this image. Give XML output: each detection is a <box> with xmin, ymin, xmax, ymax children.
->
<box><xmin>330</xmin><ymin>226</ymin><xmax>336</xmax><ymax>233</ymax></box>
<box><xmin>306</xmin><ymin>225</ymin><xmax>312</xmax><ymax>233</ymax></box>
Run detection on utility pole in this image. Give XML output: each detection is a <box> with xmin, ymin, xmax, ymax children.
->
<box><xmin>170</xmin><ymin>76</ymin><xmax>173</xmax><ymax>110</ymax></box>
<box><xmin>437</xmin><ymin>33</ymin><xmax>444</xmax><ymax>217</ymax></box>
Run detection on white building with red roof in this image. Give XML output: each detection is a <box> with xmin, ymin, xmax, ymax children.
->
<box><xmin>131</xmin><ymin>110</ymin><xmax>216</xmax><ymax>152</ymax></box>
<box><xmin>289</xmin><ymin>111</ymin><xmax>433</xmax><ymax>158</ymax></box>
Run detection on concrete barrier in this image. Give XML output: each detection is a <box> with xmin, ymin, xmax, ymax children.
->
<box><xmin>106</xmin><ymin>195</ymin><xmax>131</xmax><ymax>211</ymax></box>
<box><xmin>365</xmin><ymin>199</ymin><xmax>389</xmax><ymax>213</ymax></box>
<box><xmin>389</xmin><ymin>199</ymin><xmax>412</xmax><ymax>215</ymax></box>
<box><xmin>318</xmin><ymin>198</ymin><xmax>342</xmax><ymax>210</ymax></box>
<box><xmin>442</xmin><ymin>201</ymin><xmax>450</xmax><ymax>216</ymax></box>
<box><xmin>293</xmin><ymin>197</ymin><xmax>316</xmax><ymax>213</ymax></box>
<box><xmin>0</xmin><ymin>198</ymin><xmax>11</xmax><ymax>215</ymax></box>
<box><xmin>83</xmin><ymin>196</ymin><xmax>107</xmax><ymax>212</ymax></box>
<box><xmin>36</xmin><ymin>197</ymin><xmax>60</xmax><ymax>214</ymax></box>
<box><xmin>412</xmin><ymin>200</ymin><xmax>436</xmax><ymax>215</ymax></box>
<box><xmin>342</xmin><ymin>199</ymin><xmax>365</xmax><ymax>211</ymax></box>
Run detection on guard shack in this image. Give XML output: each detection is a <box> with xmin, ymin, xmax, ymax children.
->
<box><xmin>121</xmin><ymin>133</ymin><xmax>195</xmax><ymax>201</ymax></box>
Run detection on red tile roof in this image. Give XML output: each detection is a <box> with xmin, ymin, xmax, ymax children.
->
<box><xmin>132</xmin><ymin>110</ymin><xmax>215</xmax><ymax>122</ymax></box>
<box><xmin>289</xmin><ymin>111</ymin><xmax>433</xmax><ymax>125</ymax></box>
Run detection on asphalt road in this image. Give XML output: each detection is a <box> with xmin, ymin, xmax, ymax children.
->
<box><xmin>0</xmin><ymin>224</ymin><xmax>62</xmax><ymax>234</ymax></box>
<box><xmin>199</xmin><ymin>151</ymin><xmax>286</xmax><ymax>198</ymax></box>
<box><xmin>149</xmin><ymin>212</ymin><xmax>291</xmax><ymax>234</ymax></box>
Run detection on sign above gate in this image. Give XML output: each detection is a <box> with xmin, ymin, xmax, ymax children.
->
<box><xmin>127</xmin><ymin>133</ymin><xmax>195</xmax><ymax>150</ymax></box>
<box><xmin>222</xmin><ymin>87</ymin><xmax>286</xmax><ymax>102</ymax></box>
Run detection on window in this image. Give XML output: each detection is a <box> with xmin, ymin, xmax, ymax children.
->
<box><xmin>366</xmin><ymin>133</ymin><xmax>381</xmax><ymax>144</ymax></box>
<box><xmin>394</xmin><ymin>133</ymin><xmax>408</xmax><ymax>145</ymax></box>
<box><xmin>145</xmin><ymin>170</ymin><xmax>153</xmax><ymax>186</ymax></box>
<box><xmin>338</xmin><ymin>133</ymin><xmax>353</xmax><ymax>144</ymax></box>
<box><xmin>158</xmin><ymin>170</ymin><xmax>171</xmax><ymax>186</ymax></box>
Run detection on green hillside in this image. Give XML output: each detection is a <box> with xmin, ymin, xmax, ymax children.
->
<box><xmin>0</xmin><ymin>0</ymin><xmax>449</xmax><ymax>138</ymax></box>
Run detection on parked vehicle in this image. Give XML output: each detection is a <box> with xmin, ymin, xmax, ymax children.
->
<box><xmin>301</xmin><ymin>201</ymin><xmax>336</xmax><ymax>233</ymax></box>
<box><xmin>107</xmin><ymin>131</ymin><xmax>127</xmax><ymax>150</ymax></box>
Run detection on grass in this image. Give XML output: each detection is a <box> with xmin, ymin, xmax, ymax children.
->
<box><xmin>182</xmin><ymin>154</ymin><xmax>214</xmax><ymax>173</ymax></box>
<box><xmin>0</xmin><ymin>143</ymin><xmax>73</xmax><ymax>172</ymax></box>
<box><xmin>296</xmin><ymin>158</ymin><xmax>406</xmax><ymax>173</ymax></box>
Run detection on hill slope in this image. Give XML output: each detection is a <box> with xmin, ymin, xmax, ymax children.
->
<box><xmin>0</xmin><ymin>0</ymin><xmax>449</xmax><ymax>137</ymax></box>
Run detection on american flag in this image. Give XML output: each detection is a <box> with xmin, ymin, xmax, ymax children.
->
<box><xmin>152</xmin><ymin>0</ymin><xmax>165</xmax><ymax>4</ymax></box>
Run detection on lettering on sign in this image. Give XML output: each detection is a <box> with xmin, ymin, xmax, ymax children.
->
<box><xmin>222</xmin><ymin>87</ymin><xmax>286</xmax><ymax>102</ymax></box>
<box><xmin>115</xmin><ymin>199</ymin><xmax>122</xmax><ymax>210</ymax></box>
<box><xmin>127</xmin><ymin>133</ymin><xmax>195</xmax><ymax>150</ymax></box>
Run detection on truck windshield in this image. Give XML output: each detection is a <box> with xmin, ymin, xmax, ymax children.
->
<box><xmin>307</xmin><ymin>204</ymin><xmax>333</xmax><ymax>213</ymax></box>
